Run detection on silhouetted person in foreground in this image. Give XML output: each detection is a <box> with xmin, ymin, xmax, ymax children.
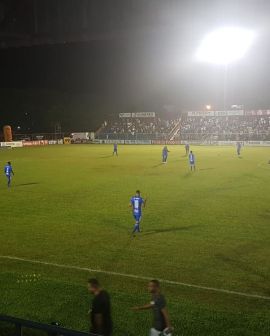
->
<box><xmin>131</xmin><ymin>280</ymin><xmax>173</xmax><ymax>336</ymax></box>
<box><xmin>88</xmin><ymin>278</ymin><xmax>112</xmax><ymax>336</ymax></box>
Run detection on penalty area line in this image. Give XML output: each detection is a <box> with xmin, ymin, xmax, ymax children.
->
<box><xmin>0</xmin><ymin>255</ymin><xmax>270</xmax><ymax>301</ymax></box>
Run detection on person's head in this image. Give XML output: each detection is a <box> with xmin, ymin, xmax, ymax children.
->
<box><xmin>88</xmin><ymin>278</ymin><xmax>100</xmax><ymax>295</ymax></box>
<box><xmin>148</xmin><ymin>280</ymin><xmax>160</xmax><ymax>294</ymax></box>
<box><xmin>190</xmin><ymin>151</ymin><xmax>193</xmax><ymax>154</ymax></box>
<box><xmin>7</xmin><ymin>161</ymin><xmax>11</xmax><ymax>165</ymax></box>
<box><xmin>136</xmin><ymin>190</ymin><xmax>140</xmax><ymax>197</ymax></box>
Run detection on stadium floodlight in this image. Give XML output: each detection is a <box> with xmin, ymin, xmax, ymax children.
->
<box><xmin>196</xmin><ymin>27</ymin><xmax>255</xmax><ymax>65</ymax></box>
<box><xmin>205</xmin><ymin>105</ymin><xmax>212</xmax><ymax>110</ymax></box>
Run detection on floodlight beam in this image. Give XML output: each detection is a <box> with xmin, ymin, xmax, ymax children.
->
<box><xmin>196</xmin><ymin>27</ymin><xmax>255</xmax><ymax>65</ymax></box>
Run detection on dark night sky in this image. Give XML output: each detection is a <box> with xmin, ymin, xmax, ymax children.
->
<box><xmin>1</xmin><ymin>0</ymin><xmax>270</xmax><ymax>132</ymax></box>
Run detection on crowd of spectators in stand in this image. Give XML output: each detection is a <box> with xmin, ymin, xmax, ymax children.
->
<box><xmin>179</xmin><ymin>115</ymin><xmax>270</xmax><ymax>141</ymax></box>
<box><xmin>98</xmin><ymin>118</ymin><xmax>178</xmax><ymax>140</ymax></box>
<box><xmin>98</xmin><ymin>115</ymin><xmax>270</xmax><ymax>141</ymax></box>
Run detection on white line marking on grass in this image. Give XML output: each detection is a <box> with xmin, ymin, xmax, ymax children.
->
<box><xmin>1</xmin><ymin>255</ymin><xmax>270</xmax><ymax>301</ymax></box>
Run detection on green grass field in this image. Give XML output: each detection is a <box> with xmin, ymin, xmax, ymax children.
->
<box><xmin>0</xmin><ymin>144</ymin><xmax>270</xmax><ymax>336</ymax></box>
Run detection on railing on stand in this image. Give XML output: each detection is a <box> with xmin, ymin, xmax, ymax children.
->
<box><xmin>0</xmin><ymin>315</ymin><xmax>97</xmax><ymax>336</ymax></box>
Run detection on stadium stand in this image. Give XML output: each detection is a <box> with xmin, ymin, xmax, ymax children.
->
<box><xmin>97</xmin><ymin>117</ymin><xmax>180</xmax><ymax>140</ymax></box>
<box><xmin>179</xmin><ymin>114</ymin><xmax>270</xmax><ymax>141</ymax></box>
<box><xmin>97</xmin><ymin>112</ymin><xmax>270</xmax><ymax>142</ymax></box>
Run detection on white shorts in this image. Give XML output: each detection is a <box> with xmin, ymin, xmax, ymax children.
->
<box><xmin>150</xmin><ymin>328</ymin><xmax>161</xmax><ymax>336</ymax></box>
<box><xmin>149</xmin><ymin>328</ymin><xmax>172</xmax><ymax>336</ymax></box>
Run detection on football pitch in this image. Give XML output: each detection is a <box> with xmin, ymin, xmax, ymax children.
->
<box><xmin>0</xmin><ymin>144</ymin><xmax>269</xmax><ymax>336</ymax></box>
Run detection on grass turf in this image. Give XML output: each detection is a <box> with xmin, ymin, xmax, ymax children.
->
<box><xmin>0</xmin><ymin>144</ymin><xmax>269</xmax><ymax>336</ymax></box>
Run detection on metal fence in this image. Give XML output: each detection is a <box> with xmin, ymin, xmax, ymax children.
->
<box><xmin>0</xmin><ymin>315</ymin><xmax>95</xmax><ymax>336</ymax></box>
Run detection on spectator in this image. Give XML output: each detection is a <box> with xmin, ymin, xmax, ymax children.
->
<box><xmin>179</xmin><ymin>115</ymin><xmax>270</xmax><ymax>141</ymax></box>
<box><xmin>131</xmin><ymin>280</ymin><xmax>173</xmax><ymax>336</ymax></box>
<box><xmin>87</xmin><ymin>278</ymin><xmax>113</xmax><ymax>336</ymax></box>
<box><xmin>98</xmin><ymin>117</ymin><xmax>180</xmax><ymax>140</ymax></box>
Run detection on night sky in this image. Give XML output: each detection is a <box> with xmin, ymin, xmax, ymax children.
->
<box><xmin>1</xmin><ymin>0</ymin><xmax>270</xmax><ymax>132</ymax></box>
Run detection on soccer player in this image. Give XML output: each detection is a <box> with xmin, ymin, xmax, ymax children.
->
<box><xmin>162</xmin><ymin>146</ymin><xmax>169</xmax><ymax>163</ymax></box>
<box><xmin>4</xmin><ymin>161</ymin><xmax>14</xmax><ymax>187</ymax></box>
<box><xmin>236</xmin><ymin>141</ymin><xmax>242</xmax><ymax>156</ymax></box>
<box><xmin>113</xmin><ymin>143</ymin><xmax>118</xmax><ymax>156</ymax></box>
<box><xmin>185</xmin><ymin>143</ymin><xmax>190</xmax><ymax>155</ymax></box>
<box><xmin>131</xmin><ymin>280</ymin><xmax>173</xmax><ymax>336</ymax></box>
<box><xmin>130</xmin><ymin>190</ymin><xmax>146</xmax><ymax>235</ymax></box>
<box><xmin>189</xmin><ymin>151</ymin><xmax>195</xmax><ymax>171</ymax></box>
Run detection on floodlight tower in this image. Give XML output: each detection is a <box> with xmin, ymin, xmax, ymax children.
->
<box><xmin>196</xmin><ymin>27</ymin><xmax>255</xmax><ymax>111</ymax></box>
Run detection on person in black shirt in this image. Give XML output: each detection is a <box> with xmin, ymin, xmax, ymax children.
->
<box><xmin>131</xmin><ymin>280</ymin><xmax>173</xmax><ymax>336</ymax></box>
<box><xmin>88</xmin><ymin>278</ymin><xmax>113</xmax><ymax>336</ymax></box>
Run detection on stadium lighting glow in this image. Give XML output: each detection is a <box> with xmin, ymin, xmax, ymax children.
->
<box><xmin>205</xmin><ymin>105</ymin><xmax>212</xmax><ymax>110</ymax></box>
<box><xmin>196</xmin><ymin>27</ymin><xmax>255</xmax><ymax>65</ymax></box>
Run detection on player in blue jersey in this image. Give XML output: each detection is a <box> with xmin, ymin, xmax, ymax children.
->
<box><xmin>113</xmin><ymin>143</ymin><xmax>118</xmax><ymax>156</ymax></box>
<box><xmin>185</xmin><ymin>143</ymin><xmax>190</xmax><ymax>155</ymax></box>
<box><xmin>236</xmin><ymin>142</ymin><xmax>242</xmax><ymax>156</ymax></box>
<box><xmin>4</xmin><ymin>161</ymin><xmax>14</xmax><ymax>187</ymax></box>
<box><xmin>189</xmin><ymin>151</ymin><xmax>195</xmax><ymax>171</ymax></box>
<box><xmin>162</xmin><ymin>146</ymin><xmax>169</xmax><ymax>163</ymax></box>
<box><xmin>130</xmin><ymin>190</ymin><xmax>146</xmax><ymax>235</ymax></box>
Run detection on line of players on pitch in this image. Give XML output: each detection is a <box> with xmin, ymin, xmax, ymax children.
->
<box><xmin>3</xmin><ymin>142</ymin><xmax>242</xmax><ymax>189</ymax></box>
<box><xmin>128</xmin><ymin>144</ymin><xmax>196</xmax><ymax>237</ymax></box>
<box><xmin>2</xmin><ymin>142</ymin><xmax>244</xmax><ymax>239</ymax></box>
<box><xmin>2</xmin><ymin>141</ymin><xmax>238</xmax><ymax>188</ymax></box>
<box><xmin>161</xmin><ymin>144</ymin><xmax>195</xmax><ymax>171</ymax></box>
<box><xmin>113</xmin><ymin>143</ymin><xmax>196</xmax><ymax>170</ymax></box>
<box><xmin>115</xmin><ymin>142</ymin><xmax>244</xmax><ymax>237</ymax></box>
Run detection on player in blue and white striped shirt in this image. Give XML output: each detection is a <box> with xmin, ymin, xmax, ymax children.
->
<box><xmin>162</xmin><ymin>146</ymin><xmax>169</xmax><ymax>164</ymax></box>
<box><xmin>113</xmin><ymin>143</ymin><xmax>118</xmax><ymax>156</ymax></box>
<box><xmin>189</xmin><ymin>151</ymin><xmax>195</xmax><ymax>171</ymax></box>
<box><xmin>130</xmin><ymin>190</ymin><xmax>146</xmax><ymax>235</ymax></box>
<box><xmin>236</xmin><ymin>142</ymin><xmax>242</xmax><ymax>156</ymax></box>
<box><xmin>4</xmin><ymin>161</ymin><xmax>14</xmax><ymax>187</ymax></box>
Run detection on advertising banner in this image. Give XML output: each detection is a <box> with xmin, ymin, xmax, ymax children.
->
<box><xmin>152</xmin><ymin>140</ymin><xmax>182</xmax><ymax>145</ymax></box>
<box><xmin>124</xmin><ymin>140</ymin><xmax>152</xmax><ymax>144</ymax></box>
<box><xmin>0</xmin><ymin>141</ymin><xmax>23</xmax><ymax>148</ymax></box>
<box><xmin>93</xmin><ymin>140</ymin><xmax>270</xmax><ymax>146</ymax></box>
<box><xmin>187</xmin><ymin>110</ymin><xmax>244</xmax><ymax>117</ymax></box>
<box><xmin>48</xmin><ymin>140</ymin><xmax>64</xmax><ymax>145</ymax></box>
<box><xmin>93</xmin><ymin>139</ymin><xmax>151</xmax><ymax>144</ymax></box>
<box><xmin>119</xmin><ymin>113</ymin><xmax>132</xmax><ymax>118</ymax></box>
<box><xmin>23</xmin><ymin>140</ymin><xmax>49</xmax><ymax>146</ymax></box>
<box><xmin>119</xmin><ymin>112</ymin><xmax>156</xmax><ymax>118</ymax></box>
<box><xmin>179</xmin><ymin>140</ymin><xmax>270</xmax><ymax>146</ymax></box>
<box><xmin>245</xmin><ymin>110</ymin><xmax>270</xmax><ymax>116</ymax></box>
<box><xmin>245</xmin><ymin>141</ymin><xmax>270</xmax><ymax>146</ymax></box>
<box><xmin>98</xmin><ymin>139</ymin><xmax>125</xmax><ymax>144</ymax></box>
<box><xmin>132</xmin><ymin>112</ymin><xmax>156</xmax><ymax>118</ymax></box>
